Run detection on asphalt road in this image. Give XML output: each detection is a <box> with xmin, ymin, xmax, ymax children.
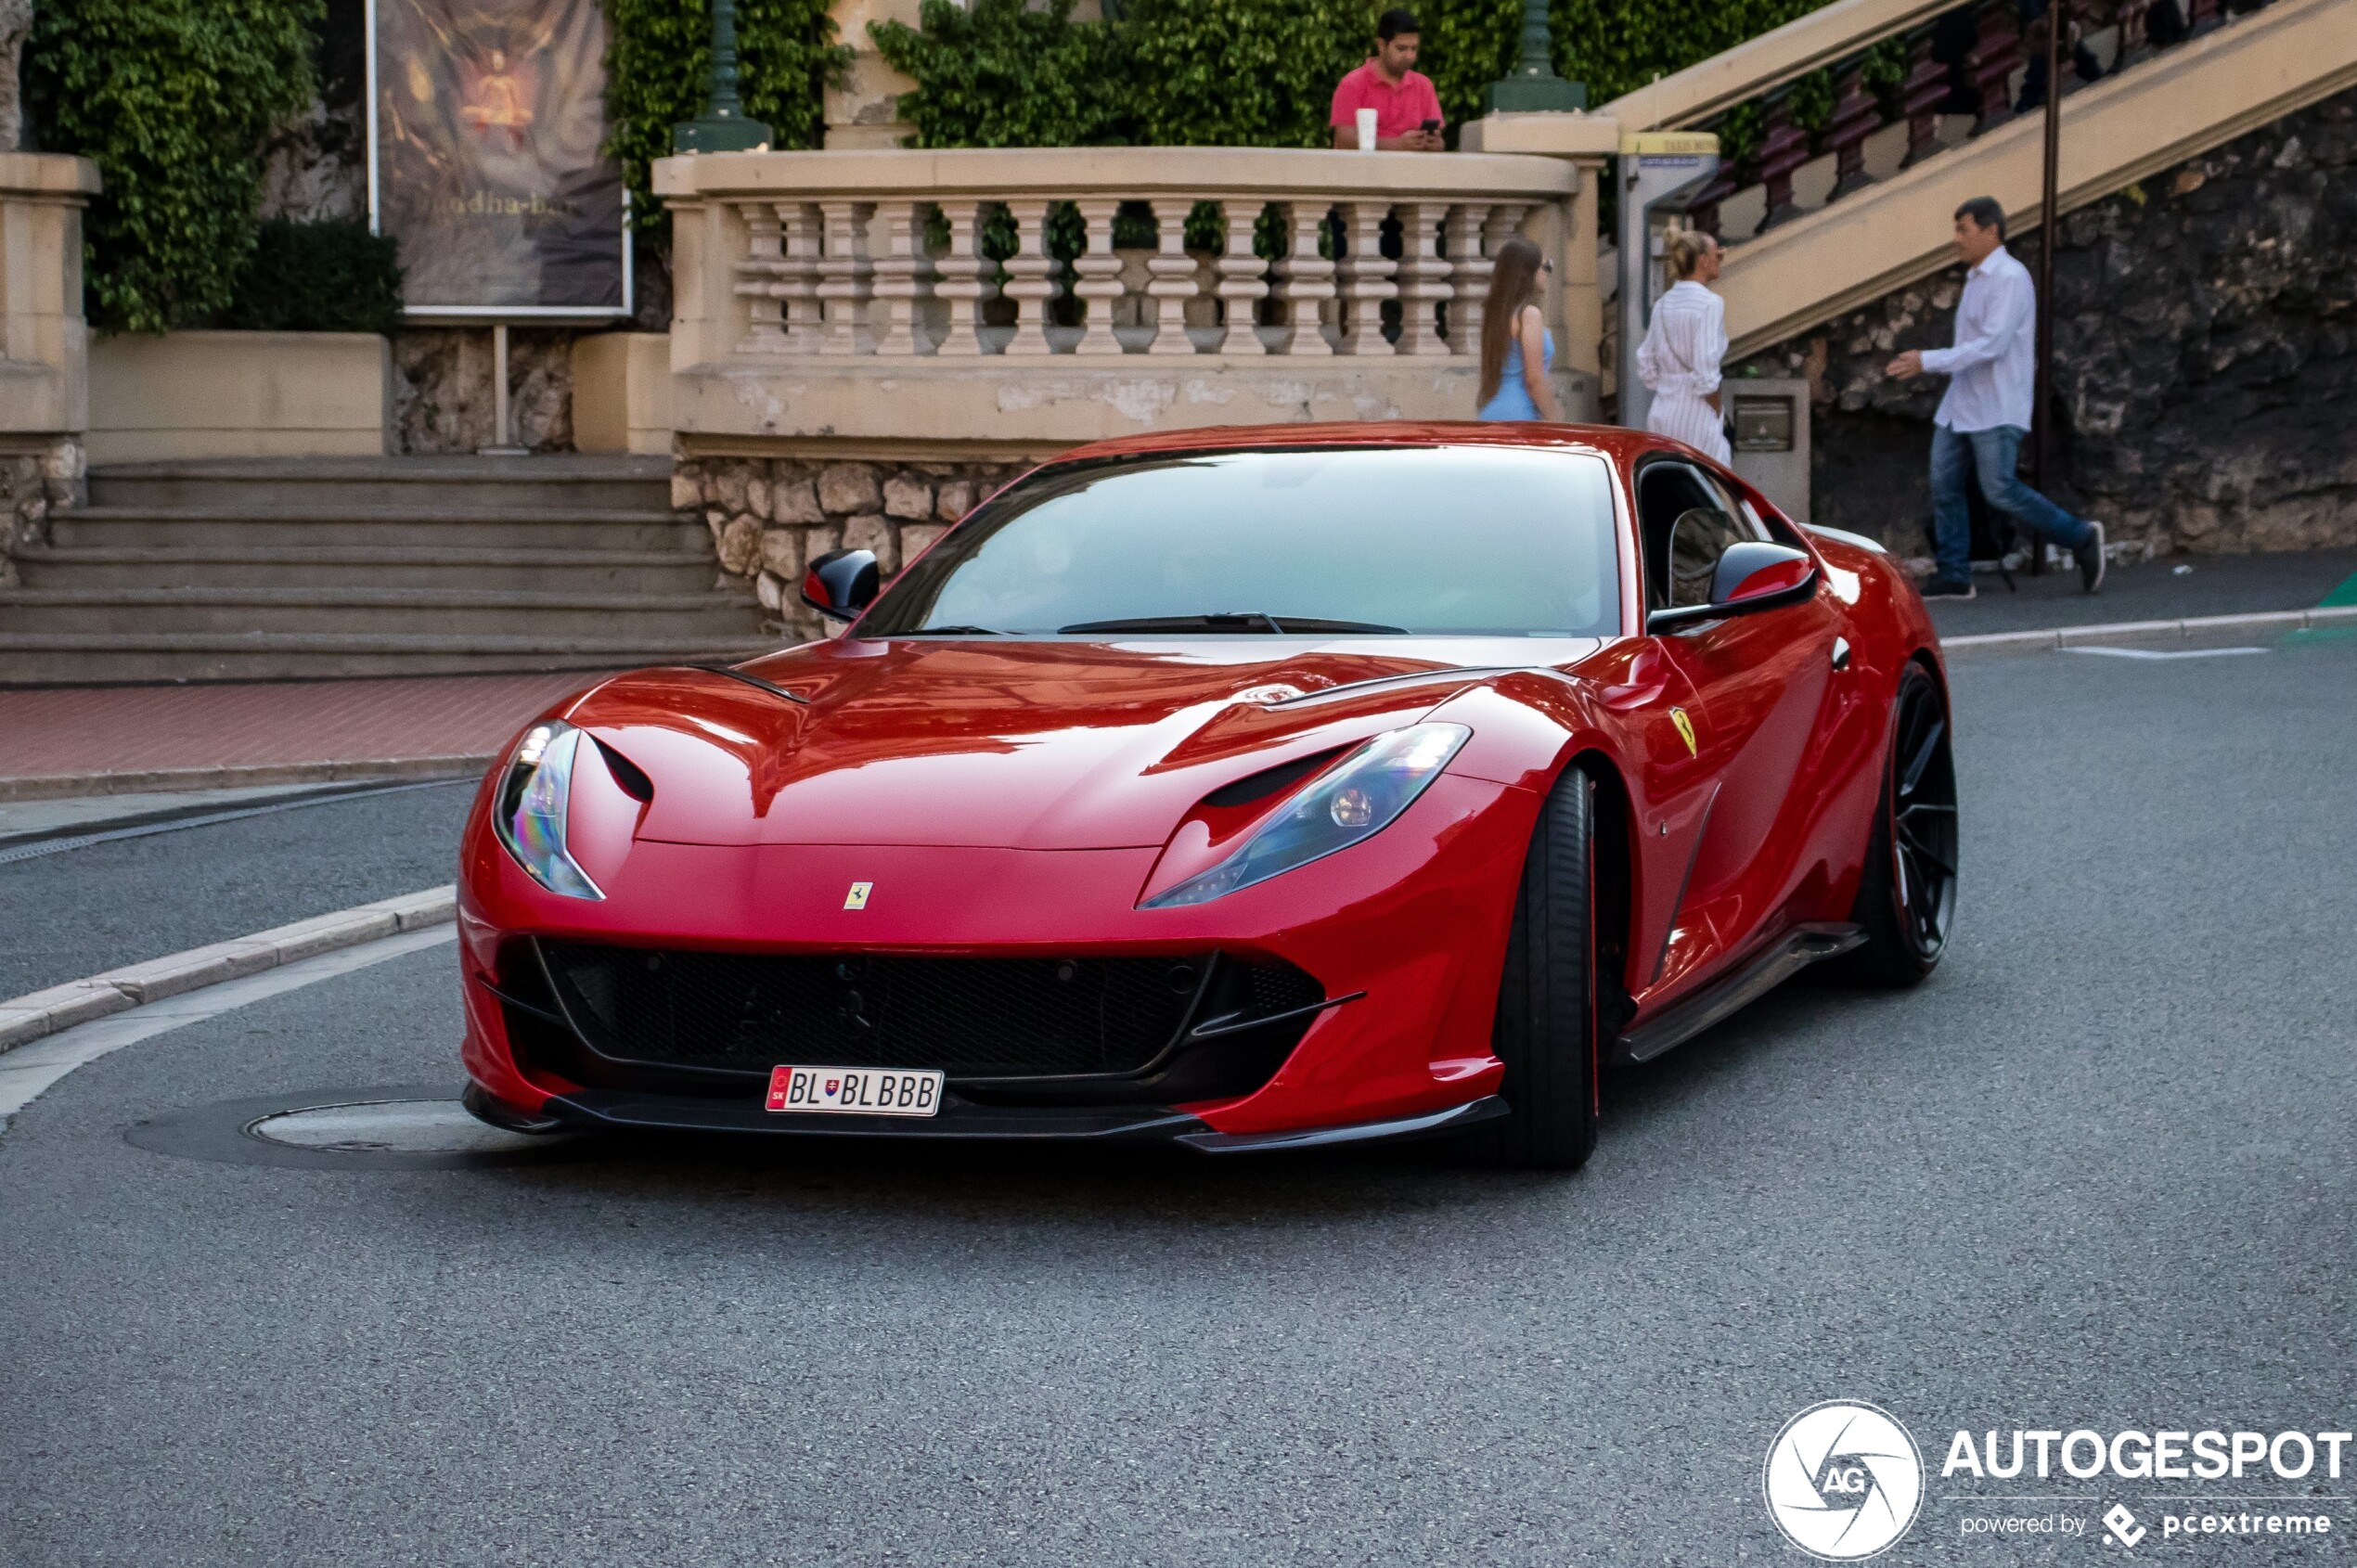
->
<box><xmin>0</xmin><ymin>779</ymin><xmax>478</xmax><ymax>999</ymax></box>
<box><xmin>3</xmin><ymin>632</ymin><xmax>2352</xmax><ymax>1566</ymax></box>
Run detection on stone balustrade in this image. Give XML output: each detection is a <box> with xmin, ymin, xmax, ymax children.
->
<box><xmin>655</xmin><ymin>146</ymin><xmax>1596</xmax><ymax>457</ymax></box>
<box><xmin>0</xmin><ymin>151</ymin><xmax>100</xmax><ymax>582</ymax></box>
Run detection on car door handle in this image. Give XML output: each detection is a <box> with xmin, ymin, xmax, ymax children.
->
<box><xmin>1831</xmin><ymin>636</ymin><xmax>1851</xmax><ymax>672</ymax></box>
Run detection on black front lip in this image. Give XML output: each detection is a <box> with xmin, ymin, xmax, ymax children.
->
<box><xmin>534</xmin><ymin>1087</ymin><xmax>1507</xmax><ymax>1152</ymax></box>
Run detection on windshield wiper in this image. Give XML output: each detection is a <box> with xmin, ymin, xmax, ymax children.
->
<box><xmin>1056</xmin><ymin>613</ymin><xmax>1407</xmax><ymax>636</ymax></box>
<box><xmin>904</xmin><ymin>624</ymin><xmax>1010</xmax><ymax>636</ymax></box>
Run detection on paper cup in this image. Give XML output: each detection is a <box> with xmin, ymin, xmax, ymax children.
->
<box><xmin>1357</xmin><ymin>108</ymin><xmax>1379</xmax><ymax>151</ymax></box>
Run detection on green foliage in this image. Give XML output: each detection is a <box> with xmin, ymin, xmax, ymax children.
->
<box><xmin>869</xmin><ymin>0</ymin><xmax>1135</xmax><ymax>148</ymax></box>
<box><xmin>1546</xmin><ymin>0</ymin><xmax>1835</xmax><ymax>108</ymax></box>
<box><xmin>220</xmin><ymin>220</ymin><xmax>406</xmax><ymax>333</ymax></box>
<box><xmin>604</xmin><ymin>0</ymin><xmax>847</xmax><ymax>233</ymax></box>
<box><xmin>876</xmin><ymin>0</ymin><xmax>1848</xmax><ymax>156</ymax></box>
<box><xmin>1122</xmin><ymin>0</ymin><xmax>1372</xmax><ymax>148</ymax></box>
<box><xmin>25</xmin><ymin>0</ymin><xmax>323</xmax><ymax>333</ymax></box>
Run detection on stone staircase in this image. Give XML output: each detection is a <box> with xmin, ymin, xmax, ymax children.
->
<box><xmin>0</xmin><ymin>456</ymin><xmax>773</xmax><ymax>683</ymax></box>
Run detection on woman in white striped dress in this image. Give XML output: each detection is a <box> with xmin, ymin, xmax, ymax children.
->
<box><xmin>1635</xmin><ymin>229</ymin><xmax>1731</xmax><ymax>463</ymax></box>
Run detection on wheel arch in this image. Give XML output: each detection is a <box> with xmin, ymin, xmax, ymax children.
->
<box><xmin>1565</xmin><ymin>747</ymin><xmax>1639</xmax><ymax>1036</ymax></box>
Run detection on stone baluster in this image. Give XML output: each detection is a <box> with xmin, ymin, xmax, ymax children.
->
<box><xmin>1897</xmin><ymin>25</ymin><xmax>1951</xmax><ymax>169</ymax></box>
<box><xmin>1216</xmin><ymin>200</ymin><xmax>1270</xmax><ymax>356</ymax></box>
<box><xmin>818</xmin><ymin>200</ymin><xmax>875</xmax><ymax>356</ymax></box>
<box><xmin>2113</xmin><ymin>0</ymin><xmax>2154</xmax><ymax>68</ymax></box>
<box><xmin>1443</xmin><ymin>203</ymin><xmax>1494</xmax><ymax>357</ymax></box>
<box><xmin>1824</xmin><ymin>57</ymin><xmax>1882</xmax><ymax>202</ymax></box>
<box><xmin>1683</xmin><ymin>140</ymin><xmax>1739</xmax><ymax>238</ymax></box>
<box><xmin>871</xmin><ymin>200</ymin><xmax>931</xmax><ymax>356</ymax></box>
<box><xmin>931</xmin><ymin>200</ymin><xmax>993</xmax><ymax>358</ymax></box>
<box><xmin>1272</xmin><ymin>200</ymin><xmax>1335</xmax><ymax>356</ymax></box>
<box><xmin>1753</xmin><ymin>90</ymin><xmax>1810</xmax><ymax>232</ymax></box>
<box><xmin>1967</xmin><ymin>0</ymin><xmax>2023</xmax><ymax>135</ymax></box>
<box><xmin>1146</xmin><ymin>199</ymin><xmax>1200</xmax><ymax>355</ymax></box>
<box><xmin>1391</xmin><ymin>202</ymin><xmax>1452</xmax><ymax>357</ymax></box>
<box><xmin>1000</xmin><ymin>199</ymin><xmax>1058</xmax><ymax>357</ymax></box>
<box><xmin>1334</xmin><ymin>202</ymin><xmax>1397</xmax><ymax>356</ymax></box>
<box><xmin>776</xmin><ymin>202</ymin><xmax>825</xmax><ymax>353</ymax></box>
<box><xmin>1070</xmin><ymin>199</ymin><xmax>1126</xmax><ymax>356</ymax></box>
<box><xmin>733</xmin><ymin>201</ymin><xmax>786</xmax><ymax>353</ymax></box>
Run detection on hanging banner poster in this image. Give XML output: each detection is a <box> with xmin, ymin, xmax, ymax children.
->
<box><xmin>367</xmin><ymin>0</ymin><xmax>631</xmax><ymax>315</ymax></box>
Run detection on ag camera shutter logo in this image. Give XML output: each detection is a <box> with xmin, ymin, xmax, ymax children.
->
<box><xmin>1764</xmin><ymin>1401</ymin><xmax>1926</xmax><ymax>1560</ymax></box>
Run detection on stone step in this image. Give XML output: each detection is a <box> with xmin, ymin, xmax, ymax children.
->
<box><xmin>0</xmin><ymin>585</ymin><xmax>765</xmax><ymax>638</ymax></box>
<box><xmin>0</xmin><ymin>630</ymin><xmax>780</xmax><ymax>686</ymax></box>
<box><xmin>88</xmin><ymin>455</ymin><xmax>676</xmax><ymax>513</ymax></box>
<box><xmin>9</xmin><ymin>545</ymin><xmax>724</xmax><ymax>593</ymax></box>
<box><xmin>50</xmin><ymin>506</ymin><xmax>705</xmax><ymax>552</ymax></box>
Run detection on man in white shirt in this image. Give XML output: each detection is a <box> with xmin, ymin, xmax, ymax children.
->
<box><xmin>1887</xmin><ymin>197</ymin><xmax>2106</xmax><ymax>599</ymax></box>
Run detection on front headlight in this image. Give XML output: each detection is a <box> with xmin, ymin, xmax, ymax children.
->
<box><xmin>492</xmin><ymin>720</ymin><xmax>604</xmax><ymax>900</ymax></box>
<box><xmin>1142</xmin><ymin>723</ymin><xmax>1471</xmax><ymax>908</ymax></box>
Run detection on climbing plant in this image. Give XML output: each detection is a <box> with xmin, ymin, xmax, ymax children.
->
<box><xmin>24</xmin><ymin>0</ymin><xmax>323</xmax><ymax>333</ymax></box>
<box><xmin>604</xmin><ymin>0</ymin><xmax>847</xmax><ymax>234</ymax></box>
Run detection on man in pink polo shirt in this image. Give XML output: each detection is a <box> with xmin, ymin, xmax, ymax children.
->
<box><xmin>1330</xmin><ymin>9</ymin><xmax>1444</xmax><ymax>151</ymax></box>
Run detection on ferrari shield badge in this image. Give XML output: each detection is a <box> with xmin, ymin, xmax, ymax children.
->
<box><xmin>844</xmin><ymin>881</ymin><xmax>873</xmax><ymax>910</ymax></box>
<box><xmin>1670</xmin><ymin>708</ymin><xmax>1698</xmax><ymax>758</ymax></box>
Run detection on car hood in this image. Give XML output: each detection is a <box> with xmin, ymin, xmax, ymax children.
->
<box><xmin>563</xmin><ymin>636</ymin><xmax>1600</xmax><ymax>849</ymax></box>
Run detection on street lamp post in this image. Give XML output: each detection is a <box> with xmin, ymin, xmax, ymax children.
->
<box><xmin>1485</xmin><ymin>0</ymin><xmax>1587</xmax><ymax>113</ymax></box>
<box><xmin>674</xmin><ymin>0</ymin><xmax>773</xmax><ymax>154</ymax></box>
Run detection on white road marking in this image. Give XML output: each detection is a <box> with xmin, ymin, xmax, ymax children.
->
<box><xmin>0</xmin><ymin>924</ymin><xmax>455</xmax><ymax>1124</ymax></box>
<box><xmin>2065</xmin><ymin>645</ymin><xmax>2271</xmax><ymax>661</ymax></box>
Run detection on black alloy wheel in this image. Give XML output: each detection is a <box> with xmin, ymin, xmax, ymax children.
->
<box><xmin>1834</xmin><ymin>662</ymin><xmax>1958</xmax><ymax>986</ymax></box>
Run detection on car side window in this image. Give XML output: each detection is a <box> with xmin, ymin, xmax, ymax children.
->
<box><xmin>1637</xmin><ymin>461</ymin><xmax>1741</xmax><ymax>610</ymax></box>
<box><xmin>1666</xmin><ymin>507</ymin><xmax>1748</xmax><ymax>609</ymax></box>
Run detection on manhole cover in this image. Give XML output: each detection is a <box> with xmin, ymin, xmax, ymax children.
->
<box><xmin>247</xmin><ymin>1099</ymin><xmax>572</xmax><ymax>1156</ymax></box>
<box><xmin>127</xmin><ymin>1085</ymin><xmax>601</xmax><ymax>1171</ymax></box>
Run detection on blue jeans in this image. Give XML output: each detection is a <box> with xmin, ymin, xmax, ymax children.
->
<box><xmin>1930</xmin><ymin>422</ymin><xmax>2093</xmax><ymax>581</ymax></box>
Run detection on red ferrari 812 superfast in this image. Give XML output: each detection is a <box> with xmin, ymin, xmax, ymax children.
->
<box><xmin>457</xmin><ymin>424</ymin><xmax>1955</xmax><ymax>1168</ymax></box>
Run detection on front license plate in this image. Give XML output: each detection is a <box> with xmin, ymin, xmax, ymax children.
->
<box><xmin>766</xmin><ymin>1064</ymin><xmax>944</xmax><ymax>1118</ymax></box>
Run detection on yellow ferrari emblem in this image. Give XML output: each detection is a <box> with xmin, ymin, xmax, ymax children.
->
<box><xmin>844</xmin><ymin>881</ymin><xmax>873</xmax><ymax>910</ymax></box>
<box><xmin>1670</xmin><ymin>708</ymin><xmax>1697</xmax><ymax>758</ymax></box>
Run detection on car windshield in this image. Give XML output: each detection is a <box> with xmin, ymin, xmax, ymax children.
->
<box><xmin>855</xmin><ymin>445</ymin><xmax>1623</xmax><ymax>638</ymax></box>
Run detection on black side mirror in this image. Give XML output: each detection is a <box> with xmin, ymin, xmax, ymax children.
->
<box><xmin>1646</xmin><ymin>539</ymin><xmax>1817</xmax><ymax>633</ymax></box>
<box><xmin>800</xmin><ymin>548</ymin><xmax>880</xmax><ymax>622</ymax></box>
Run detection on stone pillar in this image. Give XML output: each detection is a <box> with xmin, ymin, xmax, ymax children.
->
<box><xmin>827</xmin><ymin>0</ymin><xmax>922</xmax><ymax>150</ymax></box>
<box><xmin>0</xmin><ymin>151</ymin><xmax>98</xmax><ymax>581</ymax></box>
<box><xmin>1454</xmin><ymin>112</ymin><xmax>1616</xmax><ymax>406</ymax></box>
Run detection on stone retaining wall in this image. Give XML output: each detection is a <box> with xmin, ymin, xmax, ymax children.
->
<box><xmin>0</xmin><ymin>438</ymin><xmax>83</xmax><ymax>588</ymax></box>
<box><xmin>1738</xmin><ymin>85</ymin><xmax>2357</xmax><ymax>558</ymax></box>
<box><xmin>675</xmin><ymin>455</ymin><xmax>1029</xmax><ymax>639</ymax></box>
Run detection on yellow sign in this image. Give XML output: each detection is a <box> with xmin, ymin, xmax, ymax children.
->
<box><xmin>844</xmin><ymin>881</ymin><xmax>873</xmax><ymax>911</ymax></box>
<box><xmin>1671</xmin><ymin>708</ymin><xmax>1698</xmax><ymax>757</ymax></box>
<box><xmin>1620</xmin><ymin>131</ymin><xmax>1720</xmax><ymax>158</ymax></box>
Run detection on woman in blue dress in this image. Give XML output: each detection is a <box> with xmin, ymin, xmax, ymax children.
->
<box><xmin>1476</xmin><ymin>238</ymin><xmax>1562</xmax><ymax>422</ymax></box>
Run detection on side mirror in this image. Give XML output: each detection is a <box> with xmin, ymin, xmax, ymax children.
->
<box><xmin>800</xmin><ymin>548</ymin><xmax>880</xmax><ymax>622</ymax></box>
<box><xmin>1647</xmin><ymin>539</ymin><xmax>1817</xmax><ymax>633</ymax></box>
<box><xmin>1712</xmin><ymin>541</ymin><xmax>1816</xmax><ymax>605</ymax></box>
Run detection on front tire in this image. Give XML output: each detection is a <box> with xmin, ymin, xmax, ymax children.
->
<box><xmin>1833</xmin><ymin>662</ymin><xmax>1958</xmax><ymax>987</ymax></box>
<box><xmin>1466</xmin><ymin>765</ymin><xmax>1600</xmax><ymax>1169</ymax></box>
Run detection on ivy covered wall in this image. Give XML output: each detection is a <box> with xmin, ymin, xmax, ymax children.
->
<box><xmin>870</xmin><ymin>0</ymin><xmax>1846</xmax><ymax>151</ymax></box>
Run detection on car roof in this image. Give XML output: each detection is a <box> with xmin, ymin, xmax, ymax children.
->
<box><xmin>1040</xmin><ymin>421</ymin><xmax>1657</xmax><ymax>469</ymax></box>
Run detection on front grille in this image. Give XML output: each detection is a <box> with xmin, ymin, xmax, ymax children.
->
<box><xmin>534</xmin><ymin>941</ymin><xmax>1319</xmax><ymax>1082</ymax></box>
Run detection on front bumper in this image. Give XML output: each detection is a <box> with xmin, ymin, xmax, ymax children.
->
<box><xmin>458</xmin><ymin>771</ymin><xmax>1539</xmax><ymax>1141</ymax></box>
<box><xmin>492</xmin><ymin>1084</ymin><xmax>1508</xmax><ymax>1153</ymax></box>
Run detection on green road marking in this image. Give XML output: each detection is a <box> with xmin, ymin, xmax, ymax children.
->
<box><xmin>2320</xmin><ymin>570</ymin><xmax>2357</xmax><ymax>610</ymax></box>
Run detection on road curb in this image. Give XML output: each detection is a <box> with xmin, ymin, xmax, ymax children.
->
<box><xmin>0</xmin><ymin>754</ymin><xmax>491</xmax><ymax>804</ymax></box>
<box><xmin>1942</xmin><ymin>604</ymin><xmax>2357</xmax><ymax>656</ymax></box>
<box><xmin>0</xmin><ymin>885</ymin><xmax>456</xmax><ymax>1055</ymax></box>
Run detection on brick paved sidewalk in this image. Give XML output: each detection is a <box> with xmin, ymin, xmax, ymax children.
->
<box><xmin>0</xmin><ymin>671</ymin><xmax>617</xmax><ymax>799</ymax></box>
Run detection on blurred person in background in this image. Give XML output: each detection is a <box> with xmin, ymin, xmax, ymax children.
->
<box><xmin>1477</xmin><ymin>238</ymin><xmax>1562</xmax><ymax>422</ymax></box>
<box><xmin>1635</xmin><ymin>226</ymin><xmax>1730</xmax><ymax>462</ymax></box>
